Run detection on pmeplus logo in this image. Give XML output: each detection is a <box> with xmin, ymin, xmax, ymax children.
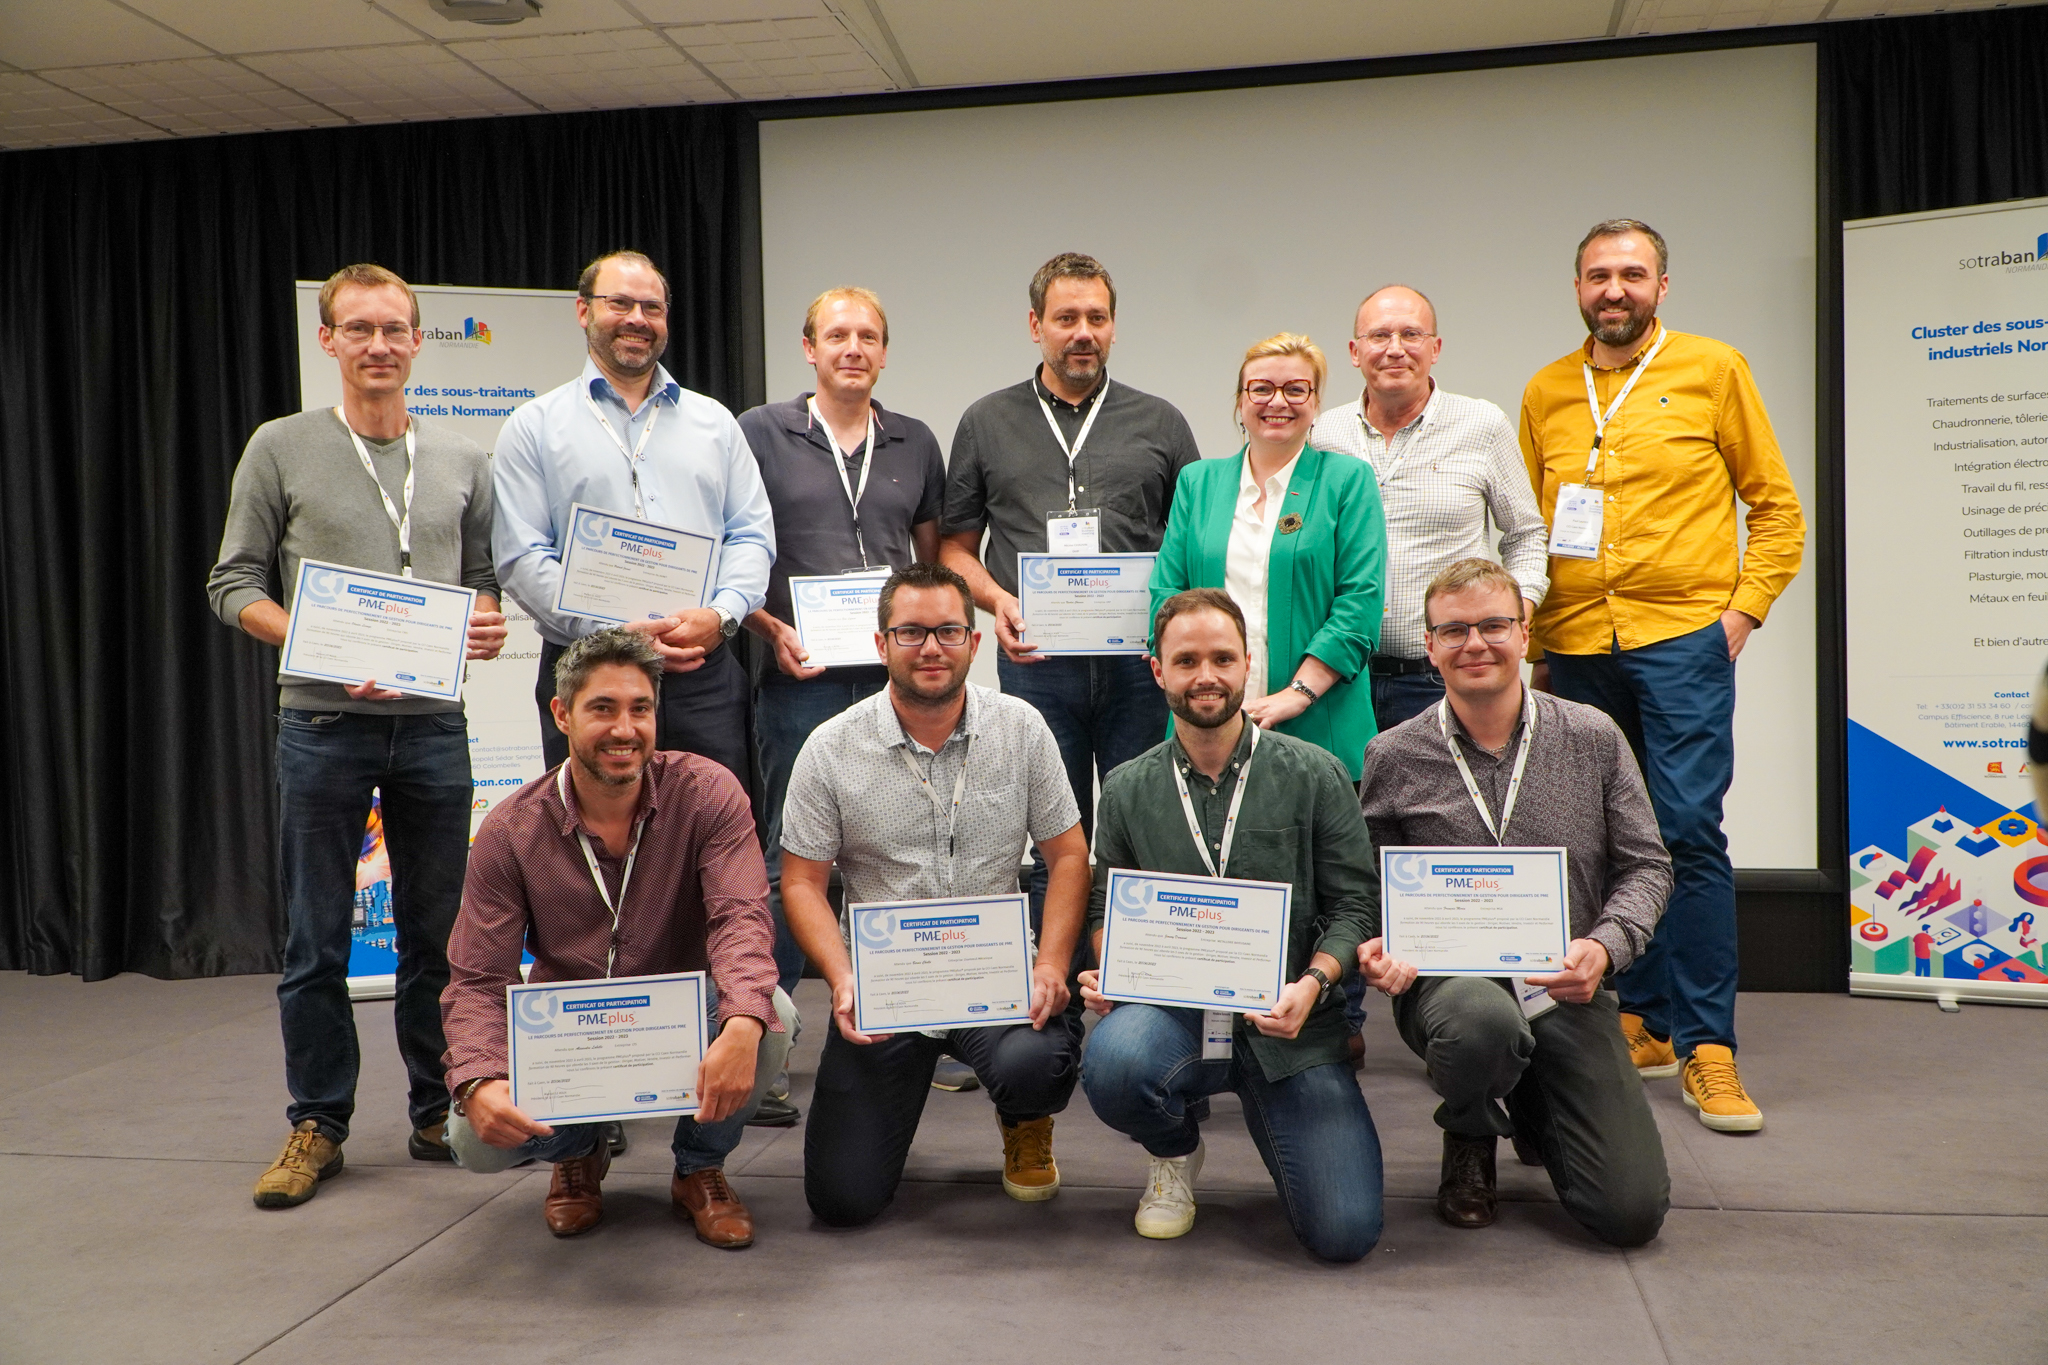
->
<box><xmin>1959</xmin><ymin>232</ymin><xmax>2047</xmax><ymax>271</ymax></box>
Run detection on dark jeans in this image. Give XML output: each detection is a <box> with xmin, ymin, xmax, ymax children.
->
<box><xmin>1081</xmin><ymin>1003</ymin><xmax>1384</xmax><ymax>1262</ymax></box>
<box><xmin>755</xmin><ymin>667</ymin><xmax>888</xmax><ymax>995</ymax></box>
<box><xmin>1393</xmin><ymin>977</ymin><xmax>1668</xmax><ymax>1247</ymax></box>
<box><xmin>1344</xmin><ymin>665</ymin><xmax>1448</xmax><ymax>1032</ymax></box>
<box><xmin>535</xmin><ymin>639</ymin><xmax>752</xmax><ymax>798</ymax></box>
<box><xmin>996</xmin><ymin>653</ymin><xmax>1166</xmax><ymax>939</ymax></box>
<box><xmin>275</xmin><ymin>708</ymin><xmax>473</xmax><ymax>1143</ymax></box>
<box><xmin>805</xmin><ymin>1014</ymin><xmax>1084</xmax><ymax>1226</ymax></box>
<box><xmin>1546</xmin><ymin>620</ymin><xmax>1737</xmax><ymax>1055</ymax></box>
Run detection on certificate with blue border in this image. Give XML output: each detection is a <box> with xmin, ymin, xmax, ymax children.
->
<box><xmin>279</xmin><ymin>558</ymin><xmax>476</xmax><ymax>701</ymax></box>
<box><xmin>555</xmin><ymin>502</ymin><xmax>720</xmax><ymax>625</ymax></box>
<box><xmin>1097</xmin><ymin>869</ymin><xmax>1291</xmax><ymax>1013</ymax></box>
<box><xmin>1015</xmin><ymin>553</ymin><xmax>1155</xmax><ymax>656</ymax></box>
<box><xmin>789</xmin><ymin>569</ymin><xmax>890</xmax><ymax>669</ymax></box>
<box><xmin>1379</xmin><ymin>847</ymin><xmax>1571</xmax><ymax>977</ymax></box>
<box><xmin>507</xmin><ymin>971</ymin><xmax>707</xmax><ymax>1125</ymax></box>
<box><xmin>849</xmin><ymin>895</ymin><xmax>1034</xmax><ymax>1034</ymax></box>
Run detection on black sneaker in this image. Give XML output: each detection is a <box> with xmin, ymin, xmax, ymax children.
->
<box><xmin>747</xmin><ymin>1094</ymin><xmax>801</xmax><ymax>1128</ymax></box>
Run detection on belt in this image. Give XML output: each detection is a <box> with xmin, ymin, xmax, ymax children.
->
<box><xmin>1369</xmin><ymin>654</ymin><xmax>1437</xmax><ymax>677</ymax></box>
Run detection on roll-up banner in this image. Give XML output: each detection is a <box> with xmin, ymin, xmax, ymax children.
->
<box><xmin>1843</xmin><ymin>198</ymin><xmax>2048</xmax><ymax>1008</ymax></box>
<box><xmin>294</xmin><ymin>283</ymin><xmax>585</xmax><ymax>999</ymax></box>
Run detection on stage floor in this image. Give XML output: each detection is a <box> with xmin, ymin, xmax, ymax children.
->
<box><xmin>1</xmin><ymin>972</ymin><xmax>2042</xmax><ymax>1364</ymax></box>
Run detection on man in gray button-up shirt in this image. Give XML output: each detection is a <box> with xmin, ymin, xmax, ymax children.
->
<box><xmin>1358</xmin><ymin>558</ymin><xmax>1670</xmax><ymax>1248</ymax></box>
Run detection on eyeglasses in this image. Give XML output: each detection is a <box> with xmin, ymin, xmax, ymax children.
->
<box><xmin>1426</xmin><ymin>617</ymin><xmax>1521</xmax><ymax>646</ymax></box>
<box><xmin>1357</xmin><ymin>328</ymin><xmax>1436</xmax><ymax>350</ymax></box>
<box><xmin>334</xmin><ymin>321</ymin><xmax>415</xmax><ymax>343</ymax></box>
<box><xmin>1241</xmin><ymin>380</ymin><xmax>1316</xmax><ymax>404</ymax></box>
<box><xmin>585</xmin><ymin>293</ymin><xmax>669</xmax><ymax>320</ymax></box>
<box><xmin>885</xmin><ymin>623</ymin><xmax>971</xmax><ymax>647</ymax></box>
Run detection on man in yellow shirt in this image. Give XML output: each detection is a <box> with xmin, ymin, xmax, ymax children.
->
<box><xmin>1519</xmin><ymin>219</ymin><xmax>1805</xmax><ymax>1134</ymax></box>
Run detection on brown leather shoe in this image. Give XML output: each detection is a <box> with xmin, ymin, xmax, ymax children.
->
<box><xmin>672</xmin><ymin>1167</ymin><xmax>754</xmax><ymax>1248</ymax></box>
<box><xmin>1436</xmin><ymin>1131</ymin><xmax>1497</xmax><ymax>1229</ymax></box>
<box><xmin>542</xmin><ymin>1144</ymin><xmax>611</xmax><ymax>1237</ymax></box>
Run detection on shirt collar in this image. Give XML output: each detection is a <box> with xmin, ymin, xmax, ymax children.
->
<box><xmin>793</xmin><ymin>392</ymin><xmax>893</xmax><ymax>440</ymax></box>
<box><xmin>1171</xmin><ymin>714</ymin><xmax>1256</xmax><ymax>784</ymax></box>
<box><xmin>1357</xmin><ymin>379</ymin><xmax>1439</xmax><ymax>436</ymax></box>
<box><xmin>875</xmin><ymin>684</ymin><xmax>979</xmax><ymax>753</ymax></box>
<box><xmin>1581</xmin><ymin>321</ymin><xmax>1665</xmax><ymax>373</ymax></box>
<box><xmin>581</xmin><ymin>356</ymin><xmax>680</xmax><ymax>412</ymax></box>
<box><xmin>1032</xmin><ymin>369</ymin><xmax>1106</xmax><ymax>414</ymax></box>
<box><xmin>1439</xmin><ymin>690</ymin><xmax>1531</xmax><ymax>759</ymax></box>
<box><xmin>1238</xmin><ymin>448</ymin><xmax>1303</xmax><ymax>502</ymax></box>
<box><xmin>554</xmin><ymin>754</ymin><xmax>662</xmax><ymax>843</ymax></box>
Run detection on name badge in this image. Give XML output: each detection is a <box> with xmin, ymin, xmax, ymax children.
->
<box><xmin>1047</xmin><ymin>508</ymin><xmax>1101</xmax><ymax>556</ymax></box>
<box><xmin>1512</xmin><ymin>976</ymin><xmax>1558</xmax><ymax>1020</ymax></box>
<box><xmin>1547</xmin><ymin>483</ymin><xmax>1603</xmax><ymax>561</ymax></box>
<box><xmin>1201</xmin><ymin>1008</ymin><xmax>1234</xmax><ymax>1060</ymax></box>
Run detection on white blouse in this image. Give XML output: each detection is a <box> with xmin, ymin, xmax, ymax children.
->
<box><xmin>1223</xmin><ymin>448</ymin><xmax>1301</xmax><ymax>700</ymax></box>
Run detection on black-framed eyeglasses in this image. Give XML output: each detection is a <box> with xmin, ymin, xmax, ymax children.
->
<box><xmin>1426</xmin><ymin>616</ymin><xmax>1520</xmax><ymax>646</ymax></box>
<box><xmin>334</xmin><ymin>321</ymin><xmax>415</xmax><ymax>343</ymax></box>
<box><xmin>584</xmin><ymin>292</ymin><xmax>668</xmax><ymax>320</ymax></box>
<box><xmin>1242</xmin><ymin>380</ymin><xmax>1316</xmax><ymax>404</ymax></box>
<box><xmin>884</xmin><ymin>623</ymin><xmax>971</xmax><ymax>647</ymax></box>
<box><xmin>1357</xmin><ymin>328</ymin><xmax>1436</xmax><ymax>350</ymax></box>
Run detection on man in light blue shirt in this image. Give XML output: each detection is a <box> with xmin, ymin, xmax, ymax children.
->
<box><xmin>493</xmin><ymin>250</ymin><xmax>775</xmax><ymax>787</ymax></box>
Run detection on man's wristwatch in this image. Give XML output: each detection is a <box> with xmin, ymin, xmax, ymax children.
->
<box><xmin>1288</xmin><ymin>679</ymin><xmax>1320</xmax><ymax>706</ymax></box>
<box><xmin>711</xmin><ymin>605</ymin><xmax>740</xmax><ymax>640</ymax></box>
<box><xmin>1302</xmin><ymin>965</ymin><xmax>1335</xmax><ymax>1005</ymax></box>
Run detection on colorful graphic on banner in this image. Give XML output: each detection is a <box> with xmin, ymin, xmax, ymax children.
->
<box><xmin>1843</xmin><ymin>197</ymin><xmax>2048</xmax><ymax>1005</ymax></box>
<box><xmin>296</xmin><ymin>282</ymin><xmax>585</xmax><ymax>987</ymax></box>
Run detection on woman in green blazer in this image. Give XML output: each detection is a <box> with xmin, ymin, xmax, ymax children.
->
<box><xmin>1149</xmin><ymin>333</ymin><xmax>1387</xmax><ymax>780</ymax></box>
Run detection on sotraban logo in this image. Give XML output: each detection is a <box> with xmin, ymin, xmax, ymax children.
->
<box><xmin>421</xmin><ymin>316</ymin><xmax>493</xmax><ymax>344</ymax></box>
<box><xmin>1959</xmin><ymin>232</ymin><xmax>2048</xmax><ymax>272</ymax></box>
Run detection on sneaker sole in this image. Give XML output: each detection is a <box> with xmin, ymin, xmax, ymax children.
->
<box><xmin>1002</xmin><ymin>1174</ymin><xmax>1061</xmax><ymax>1202</ymax></box>
<box><xmin>1634</xmin><ymin>1060</ymin><xmax>1682</xmax><ymax>1080</ymax></box>
<box><xmin>253</xmin><ymin>1154</ymin><xmax>344</xmax><ymax>1209</ymax></box>
<box><xmin>1135</xmin><ymin>1213</ymin><xmax>1195</xmax><ymax>1239</ymax></box>
<box><xmin>1681</xmin><ymin>1088</ymin><xmax>1764</xmax><ymax>1132</ymax></box>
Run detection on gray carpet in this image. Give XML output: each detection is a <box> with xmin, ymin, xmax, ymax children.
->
<box><xmin>2</xmin><ymin>972</ymin><xmax>2042</xmax><ymax>1364</ymax></box>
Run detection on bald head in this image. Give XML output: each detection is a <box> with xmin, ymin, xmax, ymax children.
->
<box><xmin>1348</xmin><ymin>284</ymin><xmax>1442</xmax><ymax>427</ymax></box>
<box><xmin>1354</xmin><ymin>285</ymin><xmax>1437</xmax><ymax>336</ymax></box>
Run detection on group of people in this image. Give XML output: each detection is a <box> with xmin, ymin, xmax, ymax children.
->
<box><xmin>208</xmin><ymin>218</ymin><xmax>1806</xmax><ymax>1261</ymax></box>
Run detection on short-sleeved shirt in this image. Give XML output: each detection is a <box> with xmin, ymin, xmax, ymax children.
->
<box><xmin>942</xmin><ymin>372</ymin><xmax>1202</xmax><ymax>596</ymax></box>
<box><xmin>780</xmin><ymin>682</ymin><xmax>1081</xmax><ymax>905</ymax></box>
<box><xmin>737</xmin><ymin>394</ymin><xmax>945</xmax><ymax>624</ymax></box>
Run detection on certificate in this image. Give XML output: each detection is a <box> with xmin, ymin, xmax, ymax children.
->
<box><xmin>1016</xmin><ymin>553</ymin><xmax>1154</xmax><ymax>656</ymax></box>
<box><xmin>279</xmin><ymin>559</ymin><xmax>476</xmax><ymax>701</ymax></box>
<box><xmin>507</xmin><ymin>971</ymin><xmax>707</xmax><ymax>1125</ymax></box>
<box><xmin>1379</xmin><ymin>847</ymin><xmax>1571</xmax><ymax>976</ymax></box>
<box><xmin>849</xmin><ymin>895</ymin><xmax>1034</xmax><ymax>1033</ymax></box>
<box><xmin>789</xmin><ymin>569</ymin><xmax>890</xmax><ymax>669</ymax></box>
<box><xmin>1097</xmin><ymin>868</ymin><xmax>1291</xmax><ymax>1013</ymax></box>
<box><xmin>555</xmin><ymin>502</ymin><xmax>720</xmax><ymax>625</ymax></box>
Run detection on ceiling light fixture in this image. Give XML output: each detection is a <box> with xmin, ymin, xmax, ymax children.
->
<box><xmin>428</xmin><ymin>0</ymin><xmax>542</xmax><ymax>24</ymax></box>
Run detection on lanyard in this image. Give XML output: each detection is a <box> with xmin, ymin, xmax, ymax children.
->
<box><xmin>1578</xmin><ymin>326</ymin><xmax>1668</xmax><ymax>482</ymax></box>
<box><xmin>557</xmin><ymin>764</ymin><xmax>648</xmax><ymax>979</ymax></box>
<box><xmin>808</xmin><ymin>396</ymin><xmax>877</xmax><ymax>568</ymax></box>
<box><xmin>1438</xmin><ymin>688</ymin><xmax>1537</xmax><ymax>845</ymax></box>
<box><xmin>1035</xmin><ymin>377</ymin><xmax>1111</xmax><ymax>511</ymax></box>
<box><xmin>897</xmin><ymin>735</ymin><xmax>971</xmax><ymax>880</ymax></box>
<box><xmin>582</xmin><ymin>391</ymin><xmax>662</xmax><ymax>519</ymax></box>
<box><xmin>1356</xmin><ymin>402</ymin><xmax>1423</xmax><ymax>489</ymax></box>
<box><xmin>1171</xmin><ymin>721</ymin><xmax>1261</xmax><ymax>878</ymax></box>
<box><xmin>335</xmin><ymin>409</ymin><xmax>416</xmax><ymax>577</ymax></box>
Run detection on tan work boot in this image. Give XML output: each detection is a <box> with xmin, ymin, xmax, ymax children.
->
<box><xmin>1619</xmin><ymin>1011</ymin><xmax>1681</xmax><ymax>1079</ymax></box>
<box><xmin>1681</xmin><ymin>1044</ymin><xmax>1764</xmax><ymax>1132</ymax></box>
<box><xmin>253</xmin><ymin>1120</ymin><xmax>344</xmax><ymax>1209</ymax></box>
<box><xmin>999</xmin><ymin>1115</ymin><xmax>1060</xmax><ymax>1201</ymax></box>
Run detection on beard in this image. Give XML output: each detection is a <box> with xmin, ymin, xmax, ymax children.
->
<box><xmin>587</xmin><ymin>317</ymin><xmax>666</xmax><ymax>376</ymax></box>
<box><xmin>572</xmin><ymin>738</ymin><xmax>649</xmax><ymax>788</ymax></box>
<box><xmin>1049</xmin><ymin>342</ymin><xmax>1104</xmax><ymax>389</ymax></box>
<box><xmin>1166</xmin><ymin>681</ymin><xmax>1245</xmax><ymax>729</ymax></box>
<box><xmin>888</xmin><ymin>656</ymin><xmax>968</xmax><ymax>708</ymax></box>
<box><xmin>1580</xmin><ymin>296</ymin><xmax>1656</xmax><ymax>350</ymax></box>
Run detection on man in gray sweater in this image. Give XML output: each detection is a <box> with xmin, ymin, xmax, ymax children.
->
<box><xmin>1358</xmin><ymin>558</ymin><xmax>1671</xmax><ymax>1246</ymax></box>
<box><xmin>207</xmin><ymin>264</ymin><xmax>506</xmax><ymax>1211</ymax></box>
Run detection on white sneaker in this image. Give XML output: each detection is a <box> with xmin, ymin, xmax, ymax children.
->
<box><xmin>1134</xmin><ymin>1139</ymin><xmax>1204</xmax><ymax>1239</ymax></box>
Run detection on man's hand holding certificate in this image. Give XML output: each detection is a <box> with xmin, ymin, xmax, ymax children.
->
<box><xmin>1015</xmin><ymin>553</ymin><xmax>1154</xmax><ymax>656</ymax></box>
<box><xmin>848</xmin><ymin>895</ymin><xmax>1034</xmax><ymax>1035</ymax></box>
<box><xmin>555</xmin><ymin>502</ymin><xmax>719</xmax><ymax>626</ymax></box>
<box><xmin>1095</xmin><ymin>869</ymin><xmax>1290</xmax><ymax>1012</ymax></box>
<box><xmin>789</xmin><ymin>569</ymin><xmax>891</xmax><ymax>669</ymax></box>
<box><xmin>1375</xmin><ymin>847</ymin><xmax>1571</xmax><ymax>977</ymax></box>
<box><xmin>280</xmin><ymin>559</ymin><xmax>478</xmax><ymax>700</ymax></box>
<box><xmin>507</xmin><ymin>972</ymin><xmax>708</xmax><ymax>1125</ymax></box>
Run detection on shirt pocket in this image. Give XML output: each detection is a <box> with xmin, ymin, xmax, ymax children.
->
<box><xmin>1223</xmin><ymin>825</ymin><xmax>1301</xmax><ymax>890</ymax></box>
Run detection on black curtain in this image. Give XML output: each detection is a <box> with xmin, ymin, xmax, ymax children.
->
<box><xmin>0</xmin><ymin>106</ymin><xmax>760</xmax><ymax>978</ymax></box>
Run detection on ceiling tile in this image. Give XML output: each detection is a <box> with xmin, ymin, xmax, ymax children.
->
<box><xmin>0</xmin><ymin>69</ymin><xmax>172</xmax><ymax>148</ymax></box>
<box><xmin>37</xmin><ymin>57</ymin><xmax>346</xmax><ymax>135</ymax></box>
<box><xmin>452</xmin><ymin>26</ymin><xmax>728</xmax><ymax>108</ymax></box>
<box><xmin>0</xmin><ymin>0</ymin><xmax>208</xmax><ymax>69</ymax></box>
<box><xmin>243</xmin><ymin>43</ymin><xmax>532</xmax><ymax>121</ymax></box>
<box><xmin>667</xmin><ymin>15</ymin><xmax>893</xmax><ymax>95</ymax></box>
<box><xmin>629</xmin><ymin>0</ymin><xmax>827</xmax><ymax>20</ymax></box>
<box><xmin>390</xmin><ymin>0</ymin><xmax>641</xmax><ymax>40</ymax></box>
<box><xmin>122</xmin><ymin>0</ymin><xmax>421</xmax><ymax>55</ymax></box>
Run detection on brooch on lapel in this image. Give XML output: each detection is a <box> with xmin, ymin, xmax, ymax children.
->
<box><xmin>1278</xmin><ymin>513</ymin><xmax>1303</xmax><ymax>535</ymax></box>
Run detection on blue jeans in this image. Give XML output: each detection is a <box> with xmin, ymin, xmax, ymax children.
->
<box><xmin>1546</xmin><ymin>620</ymin><xmax>1738</xmax><ymax>1055</ymax></box>
<box><xmin>755</xmin><ymin>667</ymin><xmax>888</xmax><ymax>995</ymax></box>
<box><xmin>275</xmin><ymin>708</ymin><xmax>474</xmax><ymax>1142</ymax></box>
<box><xmin>996</xmin><ymin>654</ymin><xmax>1166</xmax><ymax>937</ymax></box>
<box><xmin>1345</xmin><ymin>666</ymin><xmax>1448</xmax><ymax>1032</ymax></box>
<box><xmin>1081</xmin><ymin>1003</ymin><xmax>1385</xmax><ymax>1262</ymax></box>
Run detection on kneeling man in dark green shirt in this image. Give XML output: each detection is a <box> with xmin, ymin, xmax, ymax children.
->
<box><xmin>1079</xmin><ymin>588</ymin><xmax>1383</xmax><ymax>1262</ymax></box>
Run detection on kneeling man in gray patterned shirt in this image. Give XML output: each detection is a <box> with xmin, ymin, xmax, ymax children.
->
<box><xmin>1358</xmin><ymin>558</ymin><xmax>1672</xmax><ymax>1246</ymax></box>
